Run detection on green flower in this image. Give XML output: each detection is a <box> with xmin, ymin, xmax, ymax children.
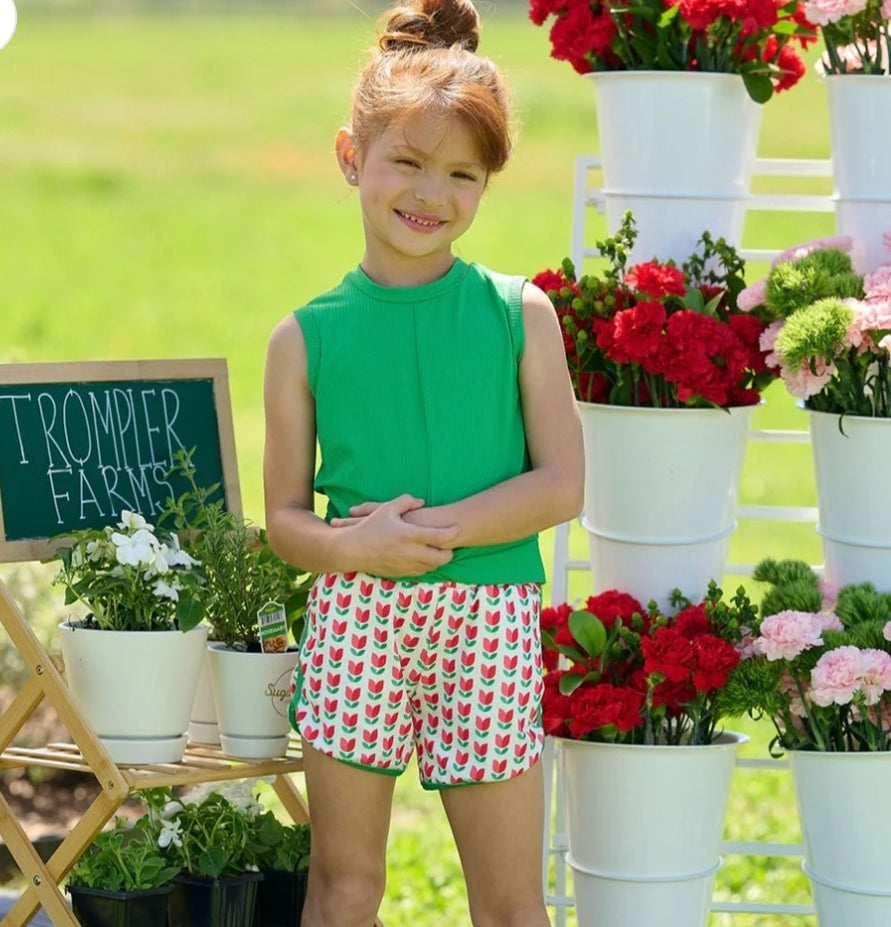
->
<box><xmin>774</xmin><ymin>298</ymin><xmax>855</xmax><ymax>372</ymax></box>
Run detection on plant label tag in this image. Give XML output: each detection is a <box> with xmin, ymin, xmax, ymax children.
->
<box><xmin>258</xmin><ymin>600</ymin><xmax>288</xmax><ymax>654</ymax></box>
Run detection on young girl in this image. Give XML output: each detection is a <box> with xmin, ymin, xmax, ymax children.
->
<box><xmin>263</xmin><ymin>1</ymin><xmax>584</xmax><ymax>924</ymax></box>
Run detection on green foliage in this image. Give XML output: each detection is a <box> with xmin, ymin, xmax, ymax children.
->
<box><xmin>141</xmin><ymin>786</ymin><xmax>257</xmax><ymax>881</ymax></box>
<box><xmin>764</xmin><ymin>248</ymin><xmax>862</xmax><ymax>320</ymax></box>
<box><xmin>161</xmin><ymin>448</ymin><xmax>314</xmax><ymax>649</ymax></box>
<box><xmin>66</xmin><ymin>817</ymin><xmax>179</xmax><ymax>893</ymax></box>
<box><xmin>753</xmin><ymin>557</ymin><xmax>823</xmax><ymax>617</ymax></box>
<box><xmin>249</xmin><ymin>812</ymin><xmax>311</xmax><ymax>872</ymax></box>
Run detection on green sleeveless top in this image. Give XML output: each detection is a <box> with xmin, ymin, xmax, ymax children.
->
<box><xmin>294</xmin><ymin>258</ymin><xmax>545</xmax><ymax>585</ymax></box>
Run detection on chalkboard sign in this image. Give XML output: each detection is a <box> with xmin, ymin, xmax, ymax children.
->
<box><xmin>0</xmin><ymin>359</ymin><xmax>241</xmax><ymax>562</ymax></box>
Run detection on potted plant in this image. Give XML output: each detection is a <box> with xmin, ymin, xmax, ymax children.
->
<box><xmin>532</xmin><ymin>213</ymin><xmax>777</xmax><ymax>606</ymax></box>
<box><xmin>50</xmin><ymin>510</ymin><xmax>208</xmax><ymax>764</ymax></box>
<box><xmin>161</xmin><ymin>450</ymin><xmax>314</xmax><ymax>758</ymax></box>
<box><xmin>719</xmin><ymin>557</ymin><xmax>891</xmax><ymax>926</ymax></box>
<box><xmin>540</xmin><ymin>581</ymin><xmax>752</xmax><ymax>927</ymax></box>
<box><xmin>65</xmin><ymin>816</ymin><xmax>180</xmax><ymax>927</ymax></box>
<box><xmin>249</xmin><ymin>810</ymin><xmax>311</xmax><ymax>927</ymax></box>
<box><xmin>528</xmin><ymin>0</ymin><xmax>815</xmax><ymax>265</ymax></box>
<box><xmin>802</xmin><ymin>0</ymin><xmax>891</xmax><ymax>268</ymax></box>
<box><xmin>529</xmin><ymin>0</ymin><xmax>812</xmax><ymax>101</ymax></box>
<box><xmin>741</xmin><ymin>237</ymin><xmax>891</xmax><ymax>589</ymax></box>
<box><xmin>142</xmin><ymin>782</ymin><xmax>264</xmax><ymax>927</ymax></box>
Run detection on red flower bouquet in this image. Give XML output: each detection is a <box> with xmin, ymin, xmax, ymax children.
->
<box><xmin>541</xmin><ymin>583</ymin><xmax>753</xmax><ymax>745</ymax></box>
<box><xmin>529</xmin><ymin>0</ymin><xmax>816</xmax><ymax>102</ymax></box>
<box><xmin>533</xmin><ymin>212</ymin><xmax>778</xmax><ymax>407</ymax></box>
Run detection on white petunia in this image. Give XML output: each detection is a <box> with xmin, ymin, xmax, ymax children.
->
<box><xmin>153</xmin><ymin>579</ymin><xmax>180</xmax><ymax>601</ymax></box>
<box><xmin>165</xmin><ymin>536</ymin><xmax>200</xmax><ymax>569</ymax></box>
<box><xmin>117</xmin><ymin>510</ymin><xmax>153</xmax><ymax>532</ymax></box>
<box><xmin>112</xmin><ymin>528</ymin><xmax>159</xmax><ymax>567</ymax></box>
<box><xmin>158</xmin><ymin>818</ymin><xmax>183</xmax><ymax>849</ymax></box>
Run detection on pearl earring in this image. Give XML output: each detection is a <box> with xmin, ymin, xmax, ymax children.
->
<box><xmin>348</xmin><ymin>173</ymin><xmax>358</xmax><ymax>184</ymax></box>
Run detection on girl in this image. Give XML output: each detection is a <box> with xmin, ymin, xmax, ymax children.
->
<box><xmin>263</xmin><ymin>1</ymin><xmax>584</xmax><ymax>924</ymax></box>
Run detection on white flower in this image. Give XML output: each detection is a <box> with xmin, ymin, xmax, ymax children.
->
<box><xmin>165</xmin><ymin>535</ymin><xmax>200</xmax><ymax>569</ymax></box>
<box><xmin>153</xmin><ymin>579</ymin><xmax>180</xmax><ymax>601</ymax></box>
<box><xmin>161</xmin><ymin>799</ymin><xmax>185</xmax><ymax>819</ymax></box>
<box><xmin>85</xmin><ymin>539</ymin><xmax>107</xmax><ymax>563</ymax></box>
<box><xmin>142</xmin><ymin>546</ymin><xmax>172</xmax><ymax>578</ymax></box>
<box><xmin>112</xmin><ymin>527</ymin><xmax>160</xmax><ymax>567</ymax></box>
<box><xmin>158</xmin><ymin>818</ymin><xmax>183</xmax><ymax>849</ymax></box>
<box><xmin>117</xmin><ymin>509</ymin><xmax>153</xmax><ymax>532</ymax></box>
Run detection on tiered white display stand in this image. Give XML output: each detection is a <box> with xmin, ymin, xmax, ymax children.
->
<box><xmin>543</xmin><ymin>155</ymin><xmax>838</xmax><ymax>925</ymax></box>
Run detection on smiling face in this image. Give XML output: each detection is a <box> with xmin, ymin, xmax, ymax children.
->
<box><xmin>338</xmin><ymin>112</ymin><xmax>488</xmax><ymax>287</ymax></box>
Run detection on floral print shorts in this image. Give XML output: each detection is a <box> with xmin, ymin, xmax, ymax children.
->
<box><xmin>289</xmin><ymin>571</ymin><xmax>544</xmax><ymax>789</ymax></box>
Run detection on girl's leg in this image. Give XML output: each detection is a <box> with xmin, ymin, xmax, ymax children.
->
<box><xmin>440</xmin><ymin>761</ymin><xmax>551</xmax><ymax>927</ymax></box>
<box><xmin>300</xmin><ymin>741</ymin><xmax>397</xmax><ymax>927</ymax></box>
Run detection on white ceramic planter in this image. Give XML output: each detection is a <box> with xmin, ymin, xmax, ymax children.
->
<box><xmin>589</xmin><ymin>71</ymin><xmax>761</xmax><ymax>263</ymax></box>
<box><xmin>560</xmin><ymin>732</ymin><xmax>747</xmax><ymax>927</ymax></box>
<box><xmin>827</xmin><ymin>74</ymin><xmax>891</xmax><ymax>272</ymax></box>
<box><xmin>578</xmin><ymin>402</ymin><xmax>752</xmax><ymax>609</ymax></box>
<box><xmin>207</xmin><ymin>643</ymin><xmax>298</xmax><ymax>758</ymax></box>
<box><xmin>808</xmin><ymin>408</ymin><xmax>891</xmax><ymax>591</ymax></box>
<box><xmin>188</xmin><ymin>644</ymin><xmax>220</xmax><ymax>746</ymax></box>
<box><xmin>790</xmin><ymin>750</ymin><xmax>891</xmax><ymax>926</ymax></box>
<box><xmin>58</xmin><ymin>622</ymin><xmax>208</xmax><ymax>765</ymax></box>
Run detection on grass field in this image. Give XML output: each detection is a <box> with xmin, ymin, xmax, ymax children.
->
<box><xmin>0</xmin><ymin>4</ymin><xmax>834</xmax><ymax>924</ymax></box>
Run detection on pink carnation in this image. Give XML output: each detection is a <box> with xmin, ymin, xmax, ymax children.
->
<box><xmin>779</xmin><ymin>357</ymin><xmax>835</xmax><ymax>399</ymax></box>
<box><xmin>819</xmin><ymin>577</ymin><xmax>840</xmax><ymax>611</ymax></box>
<box><xmin>809</xmin><ymin>645</ymin><xmax>863</xmax><ymax>706</ymax></box>
<box><xmin>853</xmin><ymin>298</ymin><xmax>891</xmax><ymax>341</ymax></box>
<box><xmin>759</xmin><ymin>319</ymin><xmax>784</xmax><ymax>369</ymax></box>
<box><xmin>738</xmin><ymin>277</ymin><xmax>767</xmax><ymax>312</ymax></box>
<box><xmin>858</xmin><ymin>649</ymin><xmax>891</xmax><ymax>705</ymax></box>
<box><xmin>754</xmin><ymin>610</ymin><xmax>824</xmax><ymax>661</ymax></box>
<box><xmin>864</xmin><ymin>264</ymin><xmax>891</xmax><ymax>301</ymax></box>
<box><xmin>884</xmin><ymin>0</ymin><xmax>891</xmax><ymax>19</ymax></box>
<box><xmin>736</xmin><ymin>626</ymin><xmax>758</xmax><ymax>660</ymax></box>
<box><xmin>771</xmin><ymin>235</ymin><xmax>854</xmax><ymax>267</ymax></box>
<box><xmin>802</xmin><ymin>0</ymin><xmax>868</xmax><ymax>27</ymax></box>
<box><xmin>779</xmin><ymin>671</ymin><xmax>807</xmax><ymax>718</ymax></box>
<box><xmin>817</xmin><ymin>611</ymin><xmax>844</xmax><ymax>632</ymax></box>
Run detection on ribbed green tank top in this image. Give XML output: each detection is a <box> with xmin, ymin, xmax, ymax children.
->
<box><xmin>294</xmin><ymin>258</ymin><xmax>545</xmax><ymax>585</ymax></box>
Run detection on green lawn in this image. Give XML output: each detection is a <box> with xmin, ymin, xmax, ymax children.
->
<box><xmin>0</xmin><ymin>5</ymin><xmax>833</xmax><ymax>925</ymax></box>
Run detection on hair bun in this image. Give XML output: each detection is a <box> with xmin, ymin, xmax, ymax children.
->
<box><xmin>379</xmin><ymin>0</ymin><xmax>480</xmax><ymax>53</ymax></box>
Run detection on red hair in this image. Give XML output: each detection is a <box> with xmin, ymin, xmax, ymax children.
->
<box><xmin>350</xmin><ymin>0</ymin><xmax>513</xmax><ymax>174</ymax></box>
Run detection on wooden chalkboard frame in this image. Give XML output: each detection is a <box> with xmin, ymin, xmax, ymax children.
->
<box><xmin>0</xmin><ymin>358</ymin><xmax>242</xmax><ymax>562</ymax></box>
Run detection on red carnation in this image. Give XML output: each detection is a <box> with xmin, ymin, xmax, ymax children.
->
<box><xmin>672</xmin><ymin>603</ymin><xmax>712</xmax><ymax>639</ymax></box>
<box><xmin>541</xmin><ymin>672</ymin><xmax>572</xmax><ymax>737</ymax></box>
<box><xmin>641</xmin><ymin>626</ymin><xmax>694</xmax><ymax>683</ymax></box>
<box><xmin>690</xmin><ymin>635</ymin><xmax>741</xmax><ymax>692</ymax></box>
<box><xmin>585</xmin><ymin>590</ymin><xmax>646</xmax><ymax>632</ymax></box>
<box><xmin>624</xmin><ymin>261</ymin><xmax>687</xmax><ymax>299</ymax></box>
<box><xmin>567</xmin><ymin>683</ymin><xmax>645</xmax><ymax>738</ymax></box>
<box><xmin>608</xmin><ymin>301</ymin><xmax>667</xmax><ymax>365</ymax></box>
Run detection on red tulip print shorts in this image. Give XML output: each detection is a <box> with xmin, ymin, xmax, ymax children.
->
<box><xmin>289</xmin><ymin>571</ymin><xmax>545</xmax><ymax>789</ymax></box>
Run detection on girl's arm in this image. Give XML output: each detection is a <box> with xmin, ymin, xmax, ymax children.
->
<box><xmin>333</xmin><ymin>283</ymin><xmax>585</xmax><ymax>548</ymax></box>
<box><xmin>263</xmin><ymin>314</ymin><xmax>460</xmax><ymax>576</ymax></box>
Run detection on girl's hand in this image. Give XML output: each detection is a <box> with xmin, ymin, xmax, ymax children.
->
<box><xmin>330</xmin><ymin>494</ymin><xmax>460</xmax><ymax>577</ymax></box>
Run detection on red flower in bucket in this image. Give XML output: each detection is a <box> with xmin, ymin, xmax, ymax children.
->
<box><xmin>532</xmin><ymin>212</ymin><xmax>778</xmax><ymax>408</ymax></box>
<box><xmin>540</xmin><ymin>583</ymin><xmax>753</xmax><ymax>745</ymax></box>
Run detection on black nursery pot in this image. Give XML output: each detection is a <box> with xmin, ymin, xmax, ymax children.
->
<box><xmin>168</xmin><ymin>872</ymin><xmax>263</xmax><ymax>927</ymax></box>
<box><xmin>68</xmin><ymin>883</ymin><xmax>173</xmax><ymax>927</ymax></box>
<box><xmin>254</xmin><ymin>870</ymin><xmax>308</xmax><ymax>927</ymax></box>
